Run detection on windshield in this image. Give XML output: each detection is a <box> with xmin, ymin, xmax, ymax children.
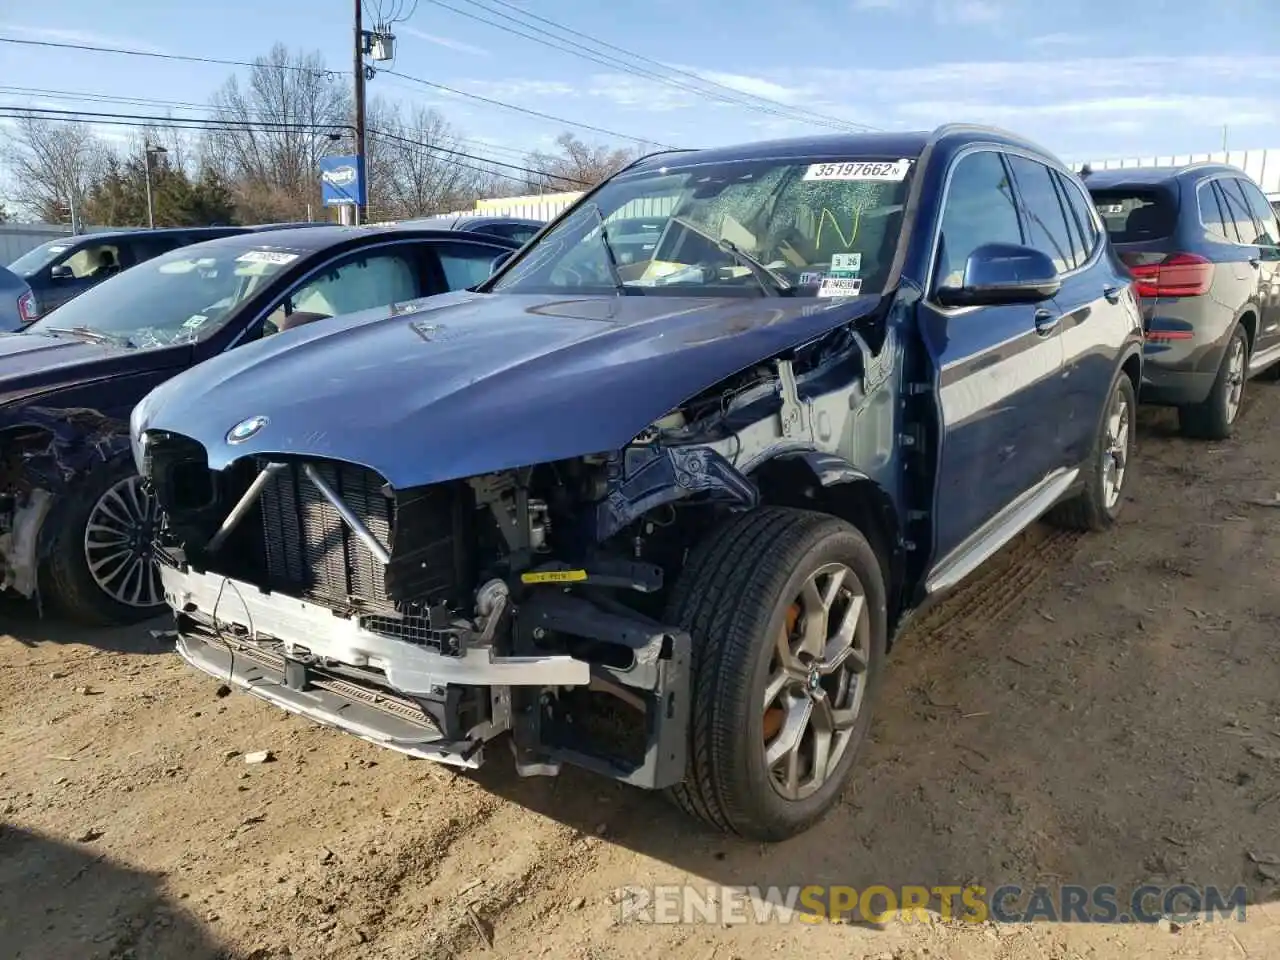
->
<box><xmin>23</xmin><ymin>242</ymin><xmax>302</xmax><ymax>348</ymax></box>
<box><xmin>9</xmin><ymin>239</ymin><xmax>74</xmax><ymax>276</ymax></box>
<box><xmin>491</xmin><ymin>157</ymin><xmax>914</xmax><ymax>298</ymax></box>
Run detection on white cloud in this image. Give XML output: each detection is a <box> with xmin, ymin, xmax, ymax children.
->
<box><xmin>399</xmin><ymin>26</ymin><xmax>489</xmax><ymax>57</ymax></box>
<box><xmin>0</xmin><ymin>23</ymin><xmax>167</xmax><ymax>54</ymax></box>
<box><xmin>941</xmin><ymin>0</ymin><xmax>1003</xmax><ymax>24</ymax></box>
<box><xmin>461</xmin><ymin>78</ymin><xmax>578</xmax><ymax>100</ymax></box>
<box><xmin>1028</xmin><ymin>32</ymin><xmax>1085</xmax><ymax>47</ymax></box>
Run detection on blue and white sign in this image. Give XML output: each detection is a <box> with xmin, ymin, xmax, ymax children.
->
<box><xmin>320</xmin><ymin>155</ymin><xmax>366</xmax><ymax>207</ymax></box>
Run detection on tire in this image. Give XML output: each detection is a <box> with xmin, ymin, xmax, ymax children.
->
<box><xmin>43</xmin><ymin>455</ymin><xmax>167</xmax><ymax>626</ymax></box>
<box><xmin>1047</xmin><ymin>371</ymin><xmax>1136</xmax><ymax>533</ymax></box>
<box><xmin>665</xmin><ymin>506</ymin><xmax>887</xmax><ymax>841</ymax></box>
<box><xmin>1178</xmin><ymin>324</ymin><xmax>1248</xmax><ymax>440</ymax></box>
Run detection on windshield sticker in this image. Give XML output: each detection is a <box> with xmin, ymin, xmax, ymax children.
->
<box><xmin>235</xmin><ymin>250</ymin><xmax>300</xmax><ymax>265</ymax></box>
<box><xmin>799</xmin><ymin>271</ymin><xmax>823</xmax><ymax>286</ymax></box>
<box><xmin>181</xmin><ymin>314</ymin><xmax>209</xmax><ymax>330</ymax></box>
<box><xmin>47</xmin><ymin>246</ymin><xmax>68</xmax><ymax>255</ymax></box>
<box><xmin>803</xmin><ymin>159</ymin><xmax>912</xmax><ymax>182</ymax></box>
<box><xmin>830</xmin><ymin>252</ymin><xmax>862</xmax><ymax>275</ymax></box>
<box><xmin>817</xmin><ymin>276</ymin><xmax>863</xmax><ymax>299</ymax></box>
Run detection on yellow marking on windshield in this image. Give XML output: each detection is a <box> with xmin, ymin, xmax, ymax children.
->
<box><xmin>816</xmin><ymin>207</ymin><xmax>861</xmax><ymax>251</ymax></box>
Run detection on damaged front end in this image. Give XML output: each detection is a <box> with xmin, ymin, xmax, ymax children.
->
<box><xmin>143</xmin><ymin>317</ymin><xmax>887</xmax><ymax>786</ymax></box>
<box><xmin>1</xmin><ymin>407</ymin><xmax>129</xmax><ymax>599</ymax></box>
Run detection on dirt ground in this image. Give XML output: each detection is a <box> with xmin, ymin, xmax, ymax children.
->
<box><xmin>5</xmin><ymin>388</ymin><xmax>1280</xmax><ymax>960</ymax></box>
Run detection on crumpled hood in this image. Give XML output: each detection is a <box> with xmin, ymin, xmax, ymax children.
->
<box><xmin>0</xmin><ymin>331</ymin><xmax>181</xmax><ymax>406</ymax></box>
<box><xmin>133</xmin><ymin>290</ymin><xmax>883</xmax><ymax>488</ymax></box>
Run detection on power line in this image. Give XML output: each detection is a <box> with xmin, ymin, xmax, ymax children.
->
<box><xmin>382</xmin><ymin>69</ymin><xmax>679</xmax><ymax>148</ymax></box>
<box><xmin>0</xmin><ymin>33</ymin><xmax>679</xmax><ymax>150</ymax></box>
<box><xmin>368</xmin><ymin>125</ymin><xmax>581</xmax><ymax>184</ymax></box>
<box><xmin>423</xmin><ymin>0</ymin><xmax>876</xmax><ymax>132</ymax></box>
<box><xmin>0</xmin><ymin>35</ymin><xmax>337</xmax><ymax>78</ymax></box>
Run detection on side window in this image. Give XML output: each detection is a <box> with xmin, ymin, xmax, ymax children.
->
<box><xmin>263</xmin><ymin>250</ymin><xmax>419</xmax><ymax>336</ymax></box>
<box><xmin>128</xmin><ymin>237</ymin><xmax>181</xmax><ymax>264</ymax></box>
<box><xmin>504</xmin><ymin>226</ymin><xmax>539</xmax><ymax>245</ymax></box>
<box><xmin>1006</xmin><ymin>155</ymin><xmax>1075</xmax><ymax>274</ymax></box>
<box><xmin>1236</xmin><ymin>179</ymin><xmax>1280</xmax><ymax>247</ymax></box>
<box><xmin>432</xmin><ymin>242</ymin><xmax>508</xmax><ymax>291</ymax></box>
<box><xmin>62</xmin><ymin>243</ymin><xmax>122</xmax><ymax>279</ymax></box>
<box><xmin>1198</xmin><ymin>181</ymin><xmax>1232</xmax><ymax>240</ymax></box>
<box><xmin>1215</xmin><ymin>179</ymin><xmax>1255</xmax><ymax>244</ymax></box>
<box><xmin>936</xmin><ymin>150</ymin><xmax>1022</xmax><ymax>290</ymax></box>
<box><xmin>1055</xmin><ymin>171</ymin><xmax>1100</xmax><ymax>264</ymax></box>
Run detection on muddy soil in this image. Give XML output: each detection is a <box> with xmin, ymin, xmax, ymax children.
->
<box><xmin>5</xmin><ymin>389</ymin><xmax>1280</xmax><ymax>960</ymax></box>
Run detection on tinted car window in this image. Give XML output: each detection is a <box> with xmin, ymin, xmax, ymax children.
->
<box><xmin>1216</xmin><ymin>179</ymin><xmax>1257</xmax><ymax>244</ymax></box>
<box><xmin>1007</xmin><ymin>156</ymin><xmax>1075</xmax><ymax>273</ymax></box>
<box><xmin>1054</xmin><ymin>170</ymin><xmax>1099</xmax><ymax>268</ymax></box>
<box><xmin>1089</xmin><ymin>189</ymin><xmax>1176</xmax><ymax>243</ymax></box>
<box><xmin>267</xmin><ymin>250</ymin><xmax>419</xmax><ymax>332</ymax></box>
<box><xmin>435</xmin><ymin>242</ymin><xmax>508</xmax><ymax>289</ymax></box>
<box><xmin>63</xmin><ymin>242</ymin><xmax>123</xmax><ymax>279</ymax></box>
<box><xmin>9</xmin><ymin>238</ymin><xmax>74</xmax><ymax>275</ymax></box>
<box><xmin>128</xmin><ymin>236</ymin><xmax>183</xmax><ymax>263</ymax></box>
<box><xmin>1235</xmin><ymin>178</ymin><xmax>1280</xmax><ymax>247</ymax></box>
<box><xmin>1197</xmin><ymin>181</ymin><xmax>1233</xmax><ymax>240</ymax></box>
<box><xmin>936</xmin><ymin>150</ymin><xmax>1022</xmax><ymax>289</ymax></box>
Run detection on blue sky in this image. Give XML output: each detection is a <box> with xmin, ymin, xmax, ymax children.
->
<box><xmin>2</xmin><ymin>0</ymin><xmax>1279</xmax><ymax>184</ymax></box>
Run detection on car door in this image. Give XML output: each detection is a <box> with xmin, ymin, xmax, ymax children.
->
<box><xmin>1233</xmin><ymin>177</ymin><xmax>1280</xmax><ymax>357</ymax></box>
<box><xmin>919</xmin><ymin>147</ymin><xmax>1068</xmax><ymax>569</ymax></box>
<box><xmin>1006</xmin><ymin>155</ymin><xmax>1123</xmax><ymax>466</ymax></box>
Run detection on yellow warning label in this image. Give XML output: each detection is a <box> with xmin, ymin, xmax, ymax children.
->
<box><xmin>520</xmin><ymin>569</ymin><xmax>588</xmax><ymax>584</ymax></box>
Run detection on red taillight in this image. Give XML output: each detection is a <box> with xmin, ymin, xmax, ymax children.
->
<box><xmin>17</xmin><ymin>290</ymin><xmax>37</xmax><ymax>324</ymax></box>
<box><xmin>1128</xmin><ymin>252</ymin><xmax>1213</xmax><ymax>298</ymax></box>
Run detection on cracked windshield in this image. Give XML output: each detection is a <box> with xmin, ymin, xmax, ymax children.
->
<box><xmin>22</xmin><ymin>244</ymin><xmax>297</xmax><ymax>348</ymax></box>
<box><xmin>492</xmin><ymin>158</ymin><xmax>911</xmax><ymax>297</ymax></box>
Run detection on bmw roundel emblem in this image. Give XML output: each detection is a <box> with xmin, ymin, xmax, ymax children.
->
<box><xmin>226</xmin><ymin>415</ymin><xmax>269</xmax><ymax>444</ymax></box>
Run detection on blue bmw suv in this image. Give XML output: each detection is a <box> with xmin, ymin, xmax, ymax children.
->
<box><xmin>133</xmin><ymin>124</ymin><xmax>1143</xmax><ymax>839</ymax></box>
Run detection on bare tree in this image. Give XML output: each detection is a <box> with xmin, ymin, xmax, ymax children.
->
<box><xmin>366</xmin><ymin>101</ymin><xmax>493</xmax><ymax>219</ymax></box>
<box><xmin>1</xmin><ymin>115</ymin><xmax>106</xmax><ymax>223</ymax></box>
<box><xmin>201</xmin><ymin>43</ymin><xmax>350</xmax><ymax>221</ymax></box>
<box><xmin>524</xmin><ymin>132</ymin><xmax>644</xmax><ymax>193</ymax></box>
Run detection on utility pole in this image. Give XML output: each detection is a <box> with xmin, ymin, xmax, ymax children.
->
<box><xmin>353</xmin><ymin>0</ymin><xmax>367</xmax><ymax>226</ymax></box>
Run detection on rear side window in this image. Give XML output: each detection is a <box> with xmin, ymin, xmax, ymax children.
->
<box><xmin>936</xmin><ymin>150</ymin><xmax>1023</xmax><ymax>289</ymax></box>
<box><xmin>1006</xmin><ymin>155</ymin><xmax>1076</xmax><ymax>273</ymax></box>
<box><xmin>1054</xmin><ymin>170</ymin><xmax>1101</xmax><ymax>267</ymax></box>
<box><xmin>1215</xmin><ymin>179</ymin><xmax>1257</xmax><ymax>244</ymax></box>
<box><xmin>1198</xmin><ymin>181</ymin><xmax>1233</xmax><ymax>240</ymax></box>
<box><xmin>1235</xmin><ymin>178</ymin><xmax>1280</xmax><ymax>247</ymax></box>
<box><xmin>433</xmin><ymin>242</ymin><xmax>508</xmax><ymax>290</ymax></box>
<box><xmin>1089</xmin><ymin>189</ymin><xmax>1176</xmax><ymax>243</ymax></box>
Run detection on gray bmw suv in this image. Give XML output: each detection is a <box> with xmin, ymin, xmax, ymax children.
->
<box><xmin>1085</xmin><ymin>164</ymin><xmax>1280</xmax><ymax>439</ymax></box>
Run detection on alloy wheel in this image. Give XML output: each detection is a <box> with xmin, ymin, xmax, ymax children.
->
<box><xmin>762</xmin><ymin>561</ymin><xmax>871</xmax><ymax>801</ymax></box>
<box><xmin>1225</xmin><ymin>336</ymin><xmax>1247</xmax><ymax>424</ymax></box>
<box><xmin>1102</xmin><ymin>387</ymin><xmax>1131</xmax><ymax>510</ymax></box>
<box><xmin>82</xmin><ymin>475</ymin><xmax>164</xmax><ymax>609</ymax></box>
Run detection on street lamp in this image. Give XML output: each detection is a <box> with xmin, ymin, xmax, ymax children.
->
<box><xmin>143</xmin><ymin>143</ymin><xmax>168</xmax><ymax>229</ymax></box>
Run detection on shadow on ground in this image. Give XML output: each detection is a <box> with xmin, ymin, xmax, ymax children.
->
<box><xmin>0</xmin><ymin>824</ymin><xmax>227</xmax><ymax>960</ymax></box>
<box><xmin>0</xmin><ymin>595</ymin><xmax>169</xmax><ymax>652</ymax></box>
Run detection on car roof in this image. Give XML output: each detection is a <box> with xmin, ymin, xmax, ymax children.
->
<box><xmin>1082</xmin><ymin>163</ymin><xmax>1245</xmax><ymax>189</ymax></box>
<box><xmin>167</xmin><ymin>223</ymin><xmax>519</xmax><ymax>255</ymax></box>
<box><xmin>52</xmin><ymin>225</ymin><xmax>249</xmax><ymax>243</ymax></box>
<box><xmin>453</xmin><ymin>215</ymin><xmax>544</xmax><ymax>228</ymax></box>
<box><xmin>626</xmin><ymin>124</ymin><xmax>1052</xmax><ymax>173</ymax></box>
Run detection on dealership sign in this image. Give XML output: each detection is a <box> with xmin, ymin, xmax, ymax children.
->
<box><xmin>320</xmin><ymin>155</ymin><xmax>366</xmax><ymax>207</ymax></box>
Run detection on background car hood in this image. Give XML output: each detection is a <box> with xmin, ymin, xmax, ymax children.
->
<box><xmin>0</xmin><ymin>332</ymin><xmax>182</xmax><ymax>406</ymax></box>
<box><xmin>134</xmin><ymin>290</ymin><xmax>882</xmax><ymax>488</ymax></box>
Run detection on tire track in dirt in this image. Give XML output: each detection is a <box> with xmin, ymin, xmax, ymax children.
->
<box><xmin>901</xmin><ymin>524</ymin><xmax>1083</xmax><ymax>648</ymax></box>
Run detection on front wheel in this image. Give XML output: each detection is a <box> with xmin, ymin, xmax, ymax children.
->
<box><xmin>665</xmin><ymin>506</ymin><xmax>887</xmax><ymax>841</ymax></box>
<box><xmin>43</xmin><ymin>457</ymin><xmax>167</xmax><ymax>626</ymax></box>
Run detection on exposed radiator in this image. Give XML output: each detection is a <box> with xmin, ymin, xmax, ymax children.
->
<box><xmin>256</xmin><ymin>459</ymin><xmax>462</xmax><ymax>619</ymax></box>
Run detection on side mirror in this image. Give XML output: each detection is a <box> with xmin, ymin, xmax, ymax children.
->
<box><xmin>50</xmin><ymin>264</ymin><xmax>73</xmax><ymax>280</ymax></box>
<box><xmin>490</xmin><ymin>251</ymin><xmax>513</xmax><ymax>274</ymax></box>
<box><xmin>936</xmin><ymin>243</ymin><xmax>1061</xmax><ymax>308</ymax></box>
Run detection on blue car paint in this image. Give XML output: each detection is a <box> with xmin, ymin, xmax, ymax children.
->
<box><xmin>136</xmin><ymin>124</ymin><xmax>1143</xmax><ymax>617</ymax></box>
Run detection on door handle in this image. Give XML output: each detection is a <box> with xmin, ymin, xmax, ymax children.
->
<box><xmin>1103</xmin><ymin>284</ymin><xmax>1123</xmax><ymax>304</ymax></box>
<box><xmin>1034</xmin><ymin>309</ymin><xmax>1061</xmax><ymax>335</ymax></box>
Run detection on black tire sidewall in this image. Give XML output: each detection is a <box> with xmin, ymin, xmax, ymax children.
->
<box><xmin>734</xmin><ymin>520</ymin><xmax>888</xmax><ymax>833</ymax></box>
<box><xmin>44</xmin><ymin>455</ymin><xmax>164</xmax><ymax>626</ymax></box>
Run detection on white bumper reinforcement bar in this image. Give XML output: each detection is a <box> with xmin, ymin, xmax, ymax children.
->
<box><xmin>160</xmin><ymin>565</ymin><xmax>592</xmax><ymax>694</ymax></box>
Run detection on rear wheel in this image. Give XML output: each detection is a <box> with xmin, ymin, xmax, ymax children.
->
<box><xmin>44</xmin><ymin>457</ymin><xmax>166</xmax><ymax>626</ymax></box>
<box><xmin>1178</xmin><ymin>324</ymin><xmax>1248</xmax><ymax>440</ymax></box>
<box><xmin>665</xmin><ymin>507</ymin><xmax>887</xmax><ymax>840</ymax></box>
<box><xmin>1048</xmin><ymin>371</ymin><xmax>1135</xmax><ymax>532</ymax></box>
